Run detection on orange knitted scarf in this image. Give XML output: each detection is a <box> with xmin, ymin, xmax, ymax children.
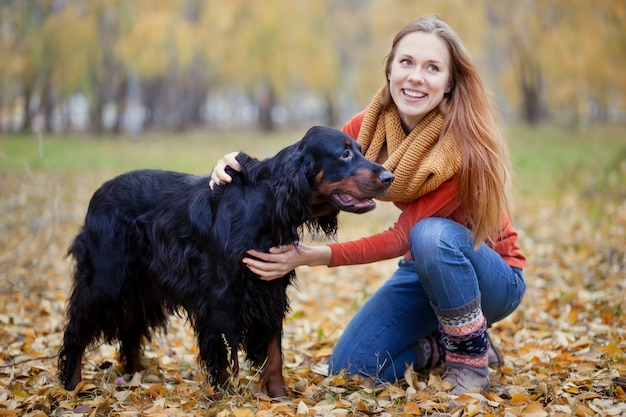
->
<box><xmin>357</xmin><ymin>87</ymin><xmax>462</xmax><ymax>203</ymax></box>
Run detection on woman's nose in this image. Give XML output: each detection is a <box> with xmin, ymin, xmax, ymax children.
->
<box><xmin>407</xmin><ymin>68</ymin><xmax>424</xmax><ymax>83</ymax></box>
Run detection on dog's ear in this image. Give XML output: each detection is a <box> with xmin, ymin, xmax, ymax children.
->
<box><xmin>272</xmin><ymin>151</ymin><xmax>315</xmax><ymax>243</ymax></box>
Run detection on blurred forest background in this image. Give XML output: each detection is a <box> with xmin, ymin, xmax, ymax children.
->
<box><xmin>1</xmin><ymin>0</ymin><xmax>625</xmax><ymax>135</ymax></box>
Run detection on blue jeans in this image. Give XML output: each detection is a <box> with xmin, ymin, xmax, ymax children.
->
<box><xmin>328</xmin><ymin>218</ymin><xmax>525</xmax><ymax>382</ymax></box>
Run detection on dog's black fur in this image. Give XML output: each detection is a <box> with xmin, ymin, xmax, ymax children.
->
<box><xmin>58</xmin><ymin>126</ymin><xmax>393</xmax><ymax>397</ymax></box>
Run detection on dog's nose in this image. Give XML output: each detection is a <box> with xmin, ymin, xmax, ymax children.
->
<box><xmin>379</xmin><ymin>170</ymin><xmax>394</xmax><ymax>184</ymax></box>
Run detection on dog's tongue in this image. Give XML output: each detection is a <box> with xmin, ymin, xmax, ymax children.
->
<box><xmin>335</xmin><ymin>193</ymin><xmax>376</xmax><ymax>213</ymax></box>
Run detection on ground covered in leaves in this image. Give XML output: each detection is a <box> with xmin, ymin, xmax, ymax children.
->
<box><xmin>1</xmin><ymin>170</ymin><xmax>625</xmax><ymax>416</ymax></box>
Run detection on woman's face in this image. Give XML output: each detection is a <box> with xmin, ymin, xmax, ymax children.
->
<box><xmin>387</xmin><ymin>31</ymin><xmax>452</xmax><ymax>132</ymax></box>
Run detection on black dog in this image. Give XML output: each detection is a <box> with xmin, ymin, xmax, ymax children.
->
<box><xmin>58</xmin><ymin>126</ymin><xmax>393</xmax><ymax>397</ymax></box>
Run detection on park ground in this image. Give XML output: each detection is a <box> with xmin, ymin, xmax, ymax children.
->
<box><xmin>1</xmin><ymin>125</ymin><xmax>625</xmax><ymax>416</ymax></box>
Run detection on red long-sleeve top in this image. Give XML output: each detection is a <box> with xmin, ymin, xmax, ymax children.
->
<box><xmin>327</xmin><ymin>111</ymin><xmax>526</xmax><ymax>270</ymax></box>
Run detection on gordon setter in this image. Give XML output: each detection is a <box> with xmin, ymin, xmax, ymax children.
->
<box><xmin>58</xmin><ymin>126</ymin><xmax>393</xmax><ymax>398</ymax></box>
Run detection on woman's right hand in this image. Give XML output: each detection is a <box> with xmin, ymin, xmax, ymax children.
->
<box><xmin>209</xmin><ymin>152</ymin><xmax>242</xmax><ymax>189</ymax></box>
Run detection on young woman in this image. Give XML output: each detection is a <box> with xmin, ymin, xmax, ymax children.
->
<box><xmin>211</xmin><ymin>15</ymin><xmax>526</xmax><ymax>395</ymax></box>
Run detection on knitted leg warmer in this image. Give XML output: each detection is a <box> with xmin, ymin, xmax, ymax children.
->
<box><xmin>431</xmin><ymin>297</ymin><xmax>490</xmax><ymax>376</ymax></box>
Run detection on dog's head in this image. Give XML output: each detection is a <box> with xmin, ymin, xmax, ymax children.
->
<box><xmin>300</xmin><ymin>126</ymin><xmax>393</xmax><ymax>216</ymax></box>
<box><xmin>271</xmin><ymin>126</ymin><xmax>393</xmax><ymax>240</ymax></box>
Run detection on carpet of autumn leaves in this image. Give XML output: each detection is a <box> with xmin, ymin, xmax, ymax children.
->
<box><xmin>1</xmin><ymin>165</ymin><xmax>625</xmax><ymax>416</ymax></box>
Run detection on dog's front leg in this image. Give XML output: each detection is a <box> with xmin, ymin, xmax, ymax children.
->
<box><xmin>59</xmin><ymin>346</ymin><xmax>83</xmax><ymax>390</ymax></box>
<box><xmin>262</xmin><ymin>335</ymin><xmax>287</xmax><ymax>398</ymax></box>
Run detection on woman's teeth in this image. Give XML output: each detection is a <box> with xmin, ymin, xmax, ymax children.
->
<box><xmin>403</xmin><ymin>89</ymin><xmax>426</xmax><ymax>98</ymax></box>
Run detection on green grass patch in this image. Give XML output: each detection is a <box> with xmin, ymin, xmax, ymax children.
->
<box><xmin>508</xmin><ymin>124</ymin><xmax>626</xmax><ymax>198</ymax></box>
<box><xmin>0</xmin><ymin>130</ymin><xmax>304</xmax><ymax>175</ymax></box>
<box><xmin>2</xmin><ymin>124</ymin><xmax>625</xmax><ymax>199</ymax></box>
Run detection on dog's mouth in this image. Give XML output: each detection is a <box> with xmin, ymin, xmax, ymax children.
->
<box><xmin>332</xmin><ymin>192</ymin><xmax>377</xmax><ymax>213</ymax></box>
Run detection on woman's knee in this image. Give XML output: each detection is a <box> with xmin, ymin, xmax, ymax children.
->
<box><xmin>410</xmin><ymin>218</ymin><xmax>469</xmax><ymax>259</ymax></box>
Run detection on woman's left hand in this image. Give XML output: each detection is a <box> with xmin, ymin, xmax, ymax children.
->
<box><xmin>244</xmin><ymin>243</ymin><xmax>332</xmax><ymax>281</ymax></box>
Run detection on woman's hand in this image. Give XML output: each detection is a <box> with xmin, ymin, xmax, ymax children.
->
<box><xmin>244</xmin><ymin>243</ymin><xmax>332</xmax><ymax>281</ymax></box>
<box><xmin>209</xmin><ymin>152</ymin><xmax>242</xmax><ymax>189</ymax></box>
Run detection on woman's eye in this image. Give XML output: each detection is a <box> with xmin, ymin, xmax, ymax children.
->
<box><xmin>400</xmin><ymin>59</ymin><xmax>412</xmax><ymax>67</ymax></box>
<box><xmin>426</xmin><ymin>64</ymin><xmax>439</xmax><ymax>72</ymax></box>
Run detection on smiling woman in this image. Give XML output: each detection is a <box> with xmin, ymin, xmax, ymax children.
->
<box><xmin>210</xmin><ymin>14</ymin><xmax>525</xmax><ymax>396</ymax></box>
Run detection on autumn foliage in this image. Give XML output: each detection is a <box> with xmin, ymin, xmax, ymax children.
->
<box><xmin>1</xmin><ymin>128</ymin><xmax>625</xmax><ymax>415</ymax></box>
<box><xmin>2</xmin><ymin>1</ymin><xmax>626</xmax><ymax>133</ymax></box>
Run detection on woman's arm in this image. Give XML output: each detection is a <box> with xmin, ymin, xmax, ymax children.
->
<box><xmin>245</xmin><ymin>178</ymin><xmax>461</xmax><ymax>279</ymax></box>
<box><xmin>329</xmin><ymin>177</ymin><xmax>461</xmax><ymax>266</ymax></box>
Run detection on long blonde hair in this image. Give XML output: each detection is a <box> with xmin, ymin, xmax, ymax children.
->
<box><xmin>381</xmin><ymin>15</ymin><xmax>511</xmax><ymax>246</ymax></box>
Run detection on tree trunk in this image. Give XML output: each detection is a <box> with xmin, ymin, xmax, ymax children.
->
<box><xmin>40</xmin><ymin>69</ymin><xmax>54</xmax><ymax>133</ymax></box>
<box><xmin>324</xmin><ymin>92</ymin><xmax>337</xmax><ymax>128</ymax></box>
<box><xmin>18</xmin><ymin>86</ymin><xmax>32</xmax><ymax>132</ymax></box>
<box><xmin>256</xmin><ymin>81</ymin><xmax>274</xmax><ymax>131</ymax></box>
<box><xmin>112</xmin><ymin>73</ymin><xmax>129</xmax><ymax>135</ymax></box>
<box><xmin>519</xmin><ymin>59</ymin><xmax>544</xmax><ymax>124</ymax></box>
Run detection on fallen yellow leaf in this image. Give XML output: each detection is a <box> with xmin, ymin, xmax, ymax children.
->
<box><xmin>523</xmin><ymin>401</ymin><xmax>547</xmax><ymax>417</ymax></box>
<box><xmin>231</xmin><ymin>407</ymin><xmax>255</xmax><ymax>417</ymax></box>
<box><xmin>509</xmin><ymin>392</ymin><xmax>530</xmax><ymax>405</ymax></box>
<box><xmin>403</xmin><ymin>401</ymin><xmax>421</xmax><ymax>415</ymax></box>
<box><xmin>574</xmin><ymin>405</ymin><xmax>595</xmax><ymax>417</ymax></box>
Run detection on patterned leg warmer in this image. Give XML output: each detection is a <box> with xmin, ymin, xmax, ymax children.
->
<box><xmin>431</xmin><ymin>297</ymin><xmax>490</xmax><ymax>376</ymax></box>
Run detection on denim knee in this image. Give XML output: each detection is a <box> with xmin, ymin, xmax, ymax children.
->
<box><xmin>409</xmin><ymin>217</ymin><xmax>523</xmax><ymax>317</ymax></box>
<box><xmin>410</xmin><ymin>218</ymin><xmax>471</xmax><ymax>261</ymax></box>
<box><xmin>409</xmin><ymin>218</ymin><xmax>482</xmax><ymax>309</ymax></box>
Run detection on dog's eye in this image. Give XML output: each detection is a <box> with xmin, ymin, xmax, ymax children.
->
<box><xmin>341</xmin><ymin>149</ymin><xmax>353</xmax><ymax>160</ymax></box>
